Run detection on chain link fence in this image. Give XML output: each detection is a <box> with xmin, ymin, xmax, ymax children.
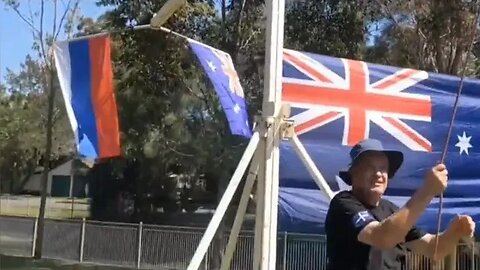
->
<box><xmin>0</xmin><ymin>216</ymin><xmax>36</xmax><ymax>258</ymax></box>
<box><xmin>0</xmin><ymin>215</ymin><xmax>478</xmax><ymax>269</ymax></box>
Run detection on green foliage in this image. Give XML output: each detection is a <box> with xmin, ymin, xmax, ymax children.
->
<box><xmin>101</xmin><ymin>1</ymin><xmax>224</xmax><ymax>171</ymax></box>
<box><xmin>285</xmin><ymin>0</ymin><xmax>369</xmax><ymax>58</ymax></box>
<box><xmin>76</xmin><ymin>0</ymin><xmax>245</xmax><ymax>219</ymax></box>
<box><xmin>0</xmin><ymin>0</ymin><xmax>80</xmax><ymax>199</ymax></box>
<box><xmin>364</xmin><ymin>0</ymin><xmax>479</xmax><ymax>76</ymax></box>
<box><xmin>0</xmin><ymin>56</ymin><xmax>73</xmax><ymax>193</ymax></box>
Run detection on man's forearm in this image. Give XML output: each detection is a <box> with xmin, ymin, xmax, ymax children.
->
<box><xmin>376</xmin><ymin>186</ymin><xmax>434</xmax><ymax>244</ymax></box>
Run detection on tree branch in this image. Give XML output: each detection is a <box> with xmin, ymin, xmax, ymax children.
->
<box><xmin>54</xmin><ymin>0</ymin><xmax>78</xmax><ymax>40</ymax></box>
<box><xmin>165</xmin><ymin>140</ymin><xmax>195</xmax><ymax>157</ymax></box>
<box><xmin>373</xmin><ymin>0</ymin><xmax>410</xmax><ymax>45</ymax></box>
<box><xmin>52</xmin><ymin>0</ymin><xmax>58</xmax><ymax>44</ymax></box>
<box><xmin>232</xmin><ymin>0</ymin><xmax>248</xmax><ymax>60</ymax></box>
<box><xmin>9</xmin><ymin>4</ymin><xmax>40</xmax><ymax>35</ymax></box>
<box><xmin>38</xmin><ymin>0</ymin><xmax>49</xmax><ymax>68</ymax></box>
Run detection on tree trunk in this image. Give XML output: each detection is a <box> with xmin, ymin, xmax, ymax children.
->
<box><xmin>34</xmin><ymin>67</ymin><xmax>56</xmax><ymax>259</ymax></box>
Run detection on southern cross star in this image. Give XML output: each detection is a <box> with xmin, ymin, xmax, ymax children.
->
<box><xmin>455</xmin><ymin>131</ymin><xmax>473</xmax><ymax>155</ymax></box>
<box><xmin>207</xmin><ymin>60</ymin><xmax>216</xmax><ymax>71</ymax></box>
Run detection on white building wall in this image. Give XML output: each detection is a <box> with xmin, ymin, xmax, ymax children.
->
<box><xmin>22</xmin><ymin>160</ymin><xmax>73</xmax><ymax>195</ymax></box>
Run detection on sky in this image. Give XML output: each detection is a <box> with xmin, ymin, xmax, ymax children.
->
<box><xmin>0</xmin><ymin>1</ymin><xmax>110</xmax><ymax>84</ymax></box>
<box><xmin>0</xmin><ymin>1</ymin><xmax>384</xmax><ymax>85</ymax></box>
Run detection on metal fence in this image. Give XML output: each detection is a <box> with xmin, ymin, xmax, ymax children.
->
<box><xmin>0</xmin><ymin>215</ymin><xmax>478</xmax><ymax>269</ymax></box>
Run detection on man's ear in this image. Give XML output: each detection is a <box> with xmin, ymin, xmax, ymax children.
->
<box><xmin>348</xmin><ymin>161</ymin><xmax>362</xmax><ymax>184</ymax></box>
<box><xmin>349</xmin><ymin>161</ymin><xmax>360</xmax><ymax>175</ymax></box>
<box><xmin>347</xmin><ymin>168</ymin><xmax>356</xmax><ymax>185</ymax></box>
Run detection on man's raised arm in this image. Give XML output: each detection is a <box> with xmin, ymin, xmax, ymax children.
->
<box><xmin>357</xmin><ymin>164</ymin><xmax>448</xmax><ymax>250</ymax></box>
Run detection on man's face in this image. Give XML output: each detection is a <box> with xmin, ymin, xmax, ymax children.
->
<box><xmin>350</xmin><ymin>151</ymin><xmax>390</xmax><ymax>197</ymax></box>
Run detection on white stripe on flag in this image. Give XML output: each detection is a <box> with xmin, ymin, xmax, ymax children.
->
<box><xmin>53</xmin><ymin>41</ymin><xmax>79</xmax><ymax>149</ymax></box>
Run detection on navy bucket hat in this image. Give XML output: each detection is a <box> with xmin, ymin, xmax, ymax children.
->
<box><xmin>338</xmin><ymin>138</ymin><xmax>404</xmax><ymax>186</ymax></box>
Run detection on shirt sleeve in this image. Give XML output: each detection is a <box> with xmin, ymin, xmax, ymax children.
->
<box><xmin>405</xmin><ymin>226</ymin><xmax>428</xmax><ymax>242</ymax></box>
<box><xmin>329</xmin><ymin>192</ymin><xmax>377</xmax><ymax>238</ymax></box>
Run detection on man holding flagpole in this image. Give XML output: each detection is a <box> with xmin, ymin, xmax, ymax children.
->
<box><xmin>325</xmin><ymin>138</ymin><xmax>475</xmax><ymax>270</ymax></box>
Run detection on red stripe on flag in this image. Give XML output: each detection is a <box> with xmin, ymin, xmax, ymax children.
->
<box><xmin>282</xmin><ymin>83</ymin><xmax>431</xmax><ymax>118</ymax></box>
<box><xmin>283</xmin><ymin>52</ymin><xmax>333</xmax><ymax>83</ymax></box>
<box><xmin>346</xmin><ymin>60</ymin><xmax>367</xmax><ymax>145</ymax></box>
<box><xmin>384</xmin><ymin>117</ymin><xmax>432</xmax><ymax>152</ymax></box>
<box><xmin>374</xmin><ymin>69</ymin><xmax>421</xmax><ymax>90</ymax></box>
<box><xmin>295</xmin><ymin>111</ymin><xmax>342</xmax><ymax>134</ymax></box>
<box><xmin>89</xmin><ymin>35</ymin><xmax>121</xmax><ymax>158</ymax></box>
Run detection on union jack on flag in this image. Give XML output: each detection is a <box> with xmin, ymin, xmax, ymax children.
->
<box><xmin>282</xmin><ymin>49</ymin><xmax>432</xmax><ymax>152</ymax></box>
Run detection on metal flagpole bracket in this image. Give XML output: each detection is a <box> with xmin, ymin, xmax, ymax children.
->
<box><xmin>257</xmin><ymin>103</ymin><xmax>294</xmax><ymax>140</ymax></box>
<box><xmin>281</xmin><ymin>119</ymin><xmax>295</xmax><ymax>140</ymax></box>
<box><xmin>253</xmin><ymin>115</ymin><xmax>271</xmax><ymax>137</ymax></box>
<box><xmin>255</xmin><ymin>104</ymin><xmax>293</xmax><ymax>139</ymax></box>
<box><xmin>279</xmin><ymin>104</ymin><xmax>294</xmax><ymax>139</ymax></box>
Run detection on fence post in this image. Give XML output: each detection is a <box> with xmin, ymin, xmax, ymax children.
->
<box><xmin>79</xmin><ymin>217</ymin><xmax>86</xmax><ymax>262</ymax></box>
<box><xmin>27</xmin><ymin>197</ymin><xmax>30</xmax><ymax>217</ymax></box>
<box><xmin>472</xmin><ymin>241</ymin><xmax>476</xmax><ymax>270</ymax></box>
<box><xmin>282</xmin><ymin>232</ymin><xmax>287</xmax><ymax>270</ymax></box>
<box><xmin>31</xmin><ymin>217</ymin><xmax>38</xmax><ymax>257</ymax></box>
<box><xmin>444</xmin><ymin>248</ymin><xmax>457</xmax><ymax>270</ymax></box>
<box><xmin>204</xmin><ymin>242</ymin><xmax>209</xmax><ymax>270</ymax></box>
<box><xmin>6</xmin><ymin>194</ymin><xmax>10</xmax><ymax>213</ymax></box>
<box><xmin>137</xmin><ymin>221</ymin><xmax>143</xmax><ymax>269</ymax></box>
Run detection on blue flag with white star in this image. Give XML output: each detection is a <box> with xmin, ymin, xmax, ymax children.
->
<box><xmin>188</xmin><ymin>39</ymin><xmax>252</xmax><ymax>138</ymax></box>
<box><xmin>277</xmin><ymin>49</ymin><xmax>480</xmax><ymax>235</ymax></box>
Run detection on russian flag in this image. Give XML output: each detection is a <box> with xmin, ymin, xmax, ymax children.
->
<box><xmin>53</xmin><ymin>34</ymin><xmax>121</xmax><ymax>159</ymax></box>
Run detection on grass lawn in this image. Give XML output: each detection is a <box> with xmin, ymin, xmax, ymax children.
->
<box><xmin>0</xmin><ymin>196</ymin><xmax>90</xmax><ymax>219</ymax></box>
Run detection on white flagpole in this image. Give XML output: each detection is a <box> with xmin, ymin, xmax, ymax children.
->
<box><xmin>186</xmin><ymin>132</ymin><xmax>260</xmax><ymax>270</ymax></box>
<box><xmin>290</xmin><ymin>133</ymin><xmax>335</xmax><ymax>200</ymax></box>
<box><xmin>254</xmin><ymin>0</ymin><xmax>285</xmax><ymax>269</ymax></box>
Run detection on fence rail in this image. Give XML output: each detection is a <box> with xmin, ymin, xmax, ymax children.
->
<box><xmin>0</xmin><ymin>215</ymin><xmax>478</xmax><ymax>269</ymax></box>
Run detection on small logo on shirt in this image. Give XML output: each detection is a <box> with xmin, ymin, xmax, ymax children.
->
<box><xmin>353</xmin><ymin>210</ymin><xmax>374</xmax><ymax>228</ymax></box>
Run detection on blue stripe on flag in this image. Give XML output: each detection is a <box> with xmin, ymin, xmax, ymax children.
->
<box><xmin>68</xmin><ymin>40</ymin><xmax>99</xmax><ymax>157</ymax></box>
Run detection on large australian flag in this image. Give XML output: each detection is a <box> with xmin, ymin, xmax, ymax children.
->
<box><xmin>278</xmin><ymin>48</ymin><xmax>480</xmax><ymax>234</ymax></box>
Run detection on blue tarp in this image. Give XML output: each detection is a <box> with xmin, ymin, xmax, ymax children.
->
<box><xmin>277</xmin><ymin>49</ymin><xmax>480</xmax><ymax>235</ymax></box>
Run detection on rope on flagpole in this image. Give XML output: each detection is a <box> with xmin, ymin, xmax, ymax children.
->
<box><xmin>433</xmin><ymin>2</ymin><xmax>479</xmax><ymax>261</ymax></box>
<box><xmin>56</xmin><ymin>24</ymin><xmax>190</xmax><ymax>43</ymax></box>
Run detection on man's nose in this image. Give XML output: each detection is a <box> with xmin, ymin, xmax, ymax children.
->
<box><xmin>376</xmin><ymin>171</ymin><xmax>386</xmax><ymax>179</ymax></box>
